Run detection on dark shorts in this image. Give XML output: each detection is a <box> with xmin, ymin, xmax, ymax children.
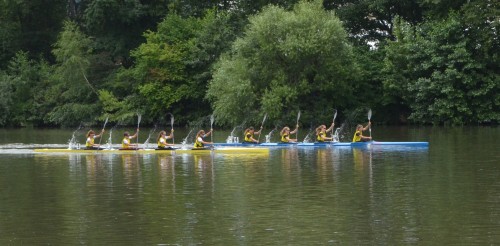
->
<box><xmin>156</xmin><ymin>147</ymin><xmax>175</xmax><ymax>150</ymax></box>
<box><xmin>354</xmin><ymin>138</ymin><xmax>370</xmax><ymax>142</ymax></box>
<box><xmin>85</xmin><ymin>147</ymin><xmax>103</xmax><ymax>150</ymax></box>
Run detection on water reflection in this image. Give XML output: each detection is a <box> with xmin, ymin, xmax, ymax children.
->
<box><xmin>193</xmin><ymin>154</ymin><xmax>215</xmax><ymax>193</ymax></box>
<box><xmin>315</xmin><ymin>148</ymin><xmax>336</xmax><ymax>184</ymax></box>
<box><xmin>85</xmin><ymin>154</ymin><xmax>102</xmax><ymax>188</ymax></box>
<box><xmin>158</xmin><ymin>154</ymin><xmax>176</xmax><ymax>193</ymax></box>
<box><xmin>121</xmin><ymin>154</ymin><xmax>142</xmax><ymax>189</ymax></box>
<box><xmin>3</xmin><ymin>130</ymin><xmax>500</xmax><ymax>245</ymax></box>
<box><xmin>281</xmin><ymin>148</ymin><xmax>300</xmax><ymax>182</ymax></box>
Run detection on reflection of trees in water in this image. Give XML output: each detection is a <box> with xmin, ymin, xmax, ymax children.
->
<box><xmin>314</xmin><ymin>148</ymin><xmax>337</xmax><ymax>184</ymax></box>
<box><xmin>280</xmin><ymin>148</ymin><xmax>301</xmax><ymax>185</ymax></box>
<box><xmin>319</xmin><ymin>147</ymin><xmax>344</xmax><ymax>192</ymax></box>
<box><xmin>121</xmin><ymin>154</ymin><xmax>143</xmax><ymax>193</ymax></box>
<box><xmin>85</xmin><ymin>154</ymin><xmax>99</xmax><ymax>185</ymax></box>
<box><xmin>352</xmin><ymin>148</ymin><xmax>373</xmax><ymax>189</ymax></box>
<box><xmin>158</xmin><ymin>154</ymin><xmax>176</xmax><ymax>194</ymax></box>
<box><xmin>193</xmin><ymin>154</ymin><xmax>215</xmax><ymax>192</ymax></box>
<box><xmin>84</xmin><ymin>154</ymin><xmax>116</xmax><ymax>190</ymax></box>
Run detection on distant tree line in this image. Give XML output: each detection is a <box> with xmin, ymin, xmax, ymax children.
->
<box><xmin>0</xmin><ymin>0</ymin><xmax>498</xmax><ymax>127</ymax></box>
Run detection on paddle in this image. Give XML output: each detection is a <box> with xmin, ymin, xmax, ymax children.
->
<box><xmin>331</xmin><ymin>109</ymin><xmax>337</xmax><ymax>141</ymax></box>
<box><xmin>257</xmin><ymin>113</ymin><xmax>267</xmax><ymax>143</ymax></box>
<box><xmin>97</xmin><ymin>116</ymin><xmax>109</xmax><ymax>147</ymax></box>
<box><xmin>368</xmin><ymin>109</ymin><xmax>372</xmax><ymax>138</ymax></box>
<box><xmin>170</xmin><ymin>114</ymin><xmax>175</xmax><ymax>144</ymax></box>
<box><xmin>296</xmin><ymin>110</ymin><xmax>301</xmax><ymax>139</ymax></box>
<box><xmin>210</xmin><ymin>114</ymin><xmax>215</xmax><ymax>143</ymax></box>
<box><xmin>136</xmin><ymin>113</ymin><xmax>142</xmax><ymax>148</ymax></box>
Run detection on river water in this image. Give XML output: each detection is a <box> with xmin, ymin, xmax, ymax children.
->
<box><xmin>0</xmin><ymin>126</ymin><xmax>499</xmax><ymax>244</ymax></box>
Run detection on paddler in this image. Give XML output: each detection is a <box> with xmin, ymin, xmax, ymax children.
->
<box><xmin>352</xmin><ymin>122</ymin><xmax>372</xmax><ymax>142</ymax></box>
<box><xmin>194</xmin><ymin>129</ymin><xmax>213</xmax><ymax>148</ymax></box>
<box><xmin>280</xmin><ymin>125</ymin><xmax>299</xmax><ymax>143</ymax></box>
<box><xmin>122</xmin><ymin>128</ymin><xmax>139</xmax><ymax>149</ymax></box>
<box><xmin>243</xmin><ymin>126</ymin><xmax>262</xmax><ymax>143</ymax></box>
<box><xmin>316</xmin><ymin>123</ymin><xmax>335</xmax><ymax>142</ymax></box>
<box><xmin>85</xmin><ymin>129</ymin><xmax>105</xmax><ymax>149</ymax></box>
<box><xmin>157</xmin><ymin>129</ymin><xmax>174</xmax><ymax>149</ymax></box>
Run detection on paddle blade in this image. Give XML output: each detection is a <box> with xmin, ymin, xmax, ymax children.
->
<box><xmin>170</xmin><ymin>114</ymin><xmax>175</xmax><ymax>128</ymax></box>
<box><xmin>261</xmin><ymin>113</ymin><xmax>267</xmax><ymax>126</ymax></box>
<box><xmin>137</xmin><ymin>113</ymin><xmax>142</xmax><ymax>127</ymax></box>
<box><xmin>210</xmin><ymin>114</ymin><xmax>215</xmax><ymax>126</ymax></box>
<box><xmin>333</xmin><ymin>109</ymin><xmax>337</xmax><ymax>122</ymax></box>
<box><xmin>296</xmin><ymin>110</ymin><xmax>301</xmax><ymax>123</ymax></box>
<box><xmin>368</xmin><ymin>109</ymin><xmax>372</xmax><ymax>121</ymax></box>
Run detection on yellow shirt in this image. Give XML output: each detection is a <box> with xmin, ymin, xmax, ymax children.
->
<box><xmin>317</xmin><ymin>132</ymin><xmax>326</xmax><ymax>142</ymax></box>
<box><xmin>244</xmin><ymin>132</ymin><xmax>253</xmax><ymax>142</ymax></box>
<box><xmin>194</xmin><ymin>136</ymin><xmax>204</xmax><ymax>148</ymax></box>
<box><xmin>122</xmin><ymin>137</ymin><xmax>132</xmax><ymax>148</ymax></box>
<box><xmin>86</xmin><ymin>136</ymin><xmax>95</xmax><ymax>147</ymax></box>
<box><xmin>158</xmin><ymin>137</ymin><xmax>167</xmax><ymax>148</ymax></box>
<box><xmin>281</xmin><ymin>133</ymin><xmax>289</xmax><ymax>143</ymax></box>
<box><xmin>352</xmin><ymin>131</ymin><xmax>362</xmax><ymax>142</ymax></box>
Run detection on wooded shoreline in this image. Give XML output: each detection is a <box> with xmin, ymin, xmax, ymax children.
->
<box><xmin>0</xmin><ymin>0</ymin><xmax>498</xmax><ymax>127</ymax></box>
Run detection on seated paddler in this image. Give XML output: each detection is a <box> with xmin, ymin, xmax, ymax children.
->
<box><xmin>352</xmin><ymin>122</ymin><xmax>372</xmax><ymax>142</ymax></box>
<box><xmin>316</xmin><ymin>122</ymin><xmax>335</xmax><ymax>142</ymax></box>
<box><xmin>280</xmin><ymin>125</ymin><xmax>299</xmax><ymax>143</ymax></box>
<box><xmin>122</xmin><ymin>128</ymin><xmax>139</xmax><ymax>149</ymax></box>
<box><xmin>243</xmin><ymin>126</ymin><xmax>262</xmax><ymax>143</ymax></box>
<box><xmin>194</xmin><ymin>129</ymin><xmax>213</xmax><ymax>148</ymax></box>
<box><xmin>157</xmin><ymin>129</ymin><xmax>174</xmax><ymax>149</ymax></box>
<box><xmin>85</xmin><ymin>129</ymin><xmax>105</xmax><ymax>149</ymax></box>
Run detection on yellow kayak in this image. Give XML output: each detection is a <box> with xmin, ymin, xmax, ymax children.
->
<box><xmin>33</xmin><ymin>147</ymin><xmax>269</xmax><ymax>155</ymax></box>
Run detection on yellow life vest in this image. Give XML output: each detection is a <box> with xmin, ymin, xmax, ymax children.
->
<box><xmin>244</xmin><ymin>132</ymin><xmax>253</xmax><ymax>142</ymax></box>
<box><xmin>122</xmin><ymin>137</ymin><xmax>131</xmax><ymax>148</ymax></box>
<box><xmin>194</xmin><ymin>136</ymin><xmax>203</xmax><ymax>148</ymax></box>
<box><xmin>281</xmin><ymin>133</ymin><xmax>289</xmax><ymax>143</ymax></box>
<box><xmin>86</xmin><ymin>137</ymin><xmax>94</xmax><ymax>147</ymax></box>
<box><xmin>157</xmin><ymin>137</ymin><xmax>167</xmax><ymax>148</ymax></box>
<box><xmin>317</xmin><ymin>132</ymin><xmax>326</xmax><ymax>142</ymax></box>
<box><xmin>352</xmin><ymin>130</ymin><xmax>362</xmax><ymax>142</ymax></box>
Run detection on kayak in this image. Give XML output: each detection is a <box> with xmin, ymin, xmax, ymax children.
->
<box><xmin>207</xmin><ymin>141</ymin><xmax>429</xmax><ymax>147</ymax></box>
<box><xmin>207</xmin><ymin>142</ymin><xmax>299</xmax><ymax>147</ymax></box>
<box><xmin>298</xmin><ymin>141</ymin><xmax>429</xmax><ymax>147</ymax></box>
<box><xmin>33</xmin><ymin>147</ymin><xmax>269</xmax><ymax>155</ymax></box>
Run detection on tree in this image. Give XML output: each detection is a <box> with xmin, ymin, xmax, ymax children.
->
<box><xmin>0</xmin><ymin>52</ymin><xmax>52</xmax><ymax>126</ymax></box>
<box><xmin>82</xmin><ymin>0</ymin><xmax>172</xmax><ymax>65</ymax></box>
<box><xmin>323</xmin><ymin>0</ymin><xmax>424</xmax><ymax>45</ymax></box>
<box><xmin>103</xmin><ymin>10</ymin><xmax>239</xmax><ymax>124</ymax></box>
<box><xmin>383</xmin><ymin>7</ymin><xmax>499</xmax><ymax>125</ymax></box>
<box><xmin>0</xmin><ymin>0</ymin><xmax>66</xmax><ymax>66</ymax></box>
<box><xmin>207</xmin><ymin>0</ymin><xmax>357</xmax><ymax>125</ymax></box>
<box><xmin>47</xmin><ymin>21</ymin><xmax>100</xmax><ymax>126</ymax></box>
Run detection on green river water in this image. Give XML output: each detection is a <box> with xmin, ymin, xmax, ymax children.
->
<box><xmin>0</xmin><ymin>126</ymin><xmax>499</xmax><ymax>245</ymax></box>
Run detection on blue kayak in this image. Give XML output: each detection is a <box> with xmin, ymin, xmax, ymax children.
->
<box><xmin>206</xmin><ymin>142</ymin><xmax>298</xmax><ymax>147</ymax></box>
<box><xmin>206</xmin><ymin>141</ymin><xmax>428</xmax><ymax>147</ymax></box>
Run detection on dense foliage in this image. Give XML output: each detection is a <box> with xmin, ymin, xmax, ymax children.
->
<box><xmin>0</xmin><ymin>0</ymin><xmax>497</xmax><ymax>127</ymax></box>
<box><xmin>383</xmin><ymin>10</ymin><xmax>499</xmax><ymax>124</ymax></box>
<box><xmin>208</xmin><ymin>1</ymin><xmax>357</xmax><ymax>125</ymax></box>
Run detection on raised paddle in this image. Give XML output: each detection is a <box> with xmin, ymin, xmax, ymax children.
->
<box><xmin>136</xmin><ymin>113</ymin><xmax>142</xmax><ymax>148</ymax></box>
<box><xmin>210</xmin><ymin>114</ymin><xmax>215</xmax><ymax>143</ymax></box>
<box><xmin>170</xmin><ymin>114</ymin><xmax>175</xmax><ymax>144</ymax></box>
<box><xmin>97</xmin><ymin>116</ymin><xmax>109</xmax><ymax>147</ymax></box>
<box><xmin>331</xmin><ymin>109</ymin><xmax>337</xmax><ymax>140</ymax></box>
<box><xmin>368</xmin><ymin>109</ymin><xmax>372</xmax><ymax>138</ymax></box>
<box><xmin>257</xmin><ymin>113</ymin><xmax>267</xmax><ymax>143</ymax></box>
<box><xmin>296</xmin><ymin>110</ymin><xmax>301</xmax><ymax>139</ymax></box>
